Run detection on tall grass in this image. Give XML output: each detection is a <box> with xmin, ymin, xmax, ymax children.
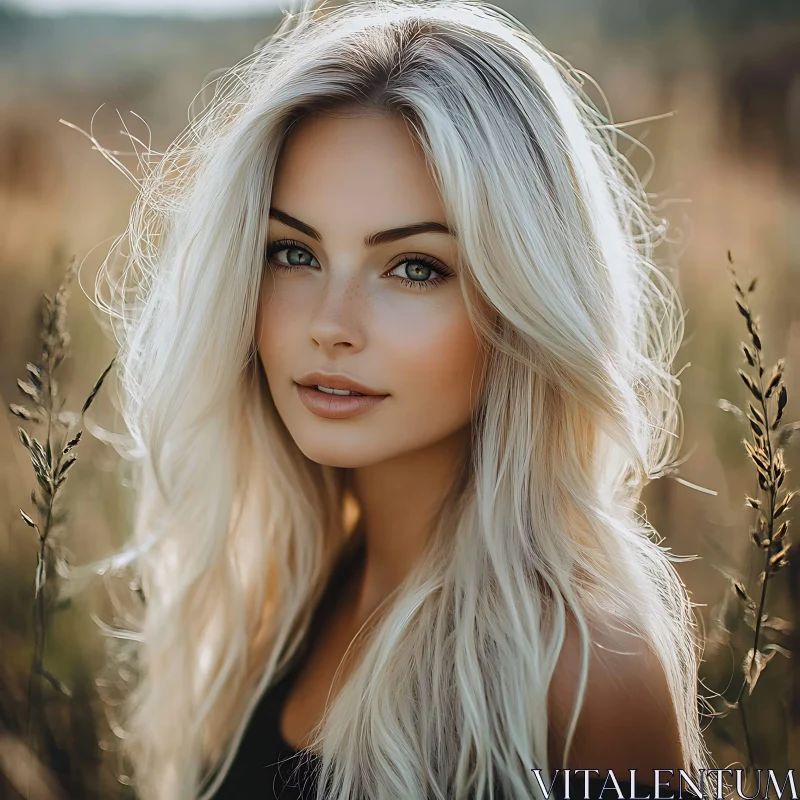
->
<box><xmin>709</xmin><ymin>251</ymin><xmax>798</xmax><ymax>782</ymax></box>
<box><xmin>6</xmin><ymin>258</ymin><xmax>114</xmax><ymax>799</ymax></box>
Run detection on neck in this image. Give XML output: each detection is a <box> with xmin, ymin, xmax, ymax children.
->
<box><xmin>347</xmin><ymin>425</ymin><xmax>470</xmax><ymax>624</ymax></box>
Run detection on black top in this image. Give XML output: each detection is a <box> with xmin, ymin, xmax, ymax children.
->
<box><xmin>211</xmin><ymin>537</ymin><xmax>660</xmax><ymax>800</ymax></box>
<box><xmin>211</xmin><ymin>635</ymin><xmax>322</xmax><ymax>799</ymax></box>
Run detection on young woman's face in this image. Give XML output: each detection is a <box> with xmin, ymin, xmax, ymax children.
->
<box><xmin>257</xmin><ymin>110</ymin><xmax>485</xmax><ymax>468</ymax></box>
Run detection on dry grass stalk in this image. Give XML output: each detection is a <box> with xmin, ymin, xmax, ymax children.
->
<box><xmin>8</xmin><ymin>256</ymin><xmax>115</xmax><ymax>761</ymax></box>
<box><xmin>714</xmin><ymin>250</ymin><xmax>797</xmax><ymax>773</ymax></box>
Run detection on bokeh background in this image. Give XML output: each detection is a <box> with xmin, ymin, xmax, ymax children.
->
<box><xmin>1</xmin><ymin>0</ymin><xmax>798</xmax><ymax>797</ymax></box>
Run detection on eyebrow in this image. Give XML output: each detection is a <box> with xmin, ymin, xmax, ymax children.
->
<box><xmin>269</xmin><ymin>207</ymin><xmax>455</xmax><ymax>247</ymax></box>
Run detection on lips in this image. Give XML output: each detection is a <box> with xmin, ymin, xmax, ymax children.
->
<box><xmin>295</xmin><ymin>372</ymin><xmax>386</xmax><ymax>397</ymax></box>
<box><xmin>295</xmin><ymin>383</ymin><xmax>388</xmax><ymax>419</ymax></box>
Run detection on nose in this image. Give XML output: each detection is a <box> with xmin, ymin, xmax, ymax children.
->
<box><xmin>308</xmin><ymin>271</ymin><xmax>367</xmax><ymax>354</ymax></box>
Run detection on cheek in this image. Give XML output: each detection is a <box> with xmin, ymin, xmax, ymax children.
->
<box><xmin>256</xmin><ymin>278</ymin><xmax>297</xmax><ymax>368</ymax></box>
<box><xmin>384</xmin><ymin>299</ymin><xmax>483</xmax><ymax>412</ymax></box>
<box><xmin>257</xmin><ymin>316</ymin><xmax>294</xmax><ymax>400</ymax></box>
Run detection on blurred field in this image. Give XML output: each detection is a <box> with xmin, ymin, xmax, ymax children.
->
<box><xmin>1</xmin><ymin>1</ymin><xmax>799</xmax><ymax>797</ymax></box>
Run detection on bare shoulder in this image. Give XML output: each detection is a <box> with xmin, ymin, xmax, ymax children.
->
<box><xmin>547</xmin><ymin>613</ymin><xmax>686</xmax><ymax>778</ymax></box>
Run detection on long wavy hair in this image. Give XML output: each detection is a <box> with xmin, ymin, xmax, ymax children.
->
<box><xmin>69</xmin><ymin>0</ymin><xmax>715</xmax><ymax>797</ymax></box>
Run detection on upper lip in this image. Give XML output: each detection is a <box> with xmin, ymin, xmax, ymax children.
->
<box><xmin>295</xmin><ymin>372</ymin><xmax>387</xmax><ymax>396</ymax></box>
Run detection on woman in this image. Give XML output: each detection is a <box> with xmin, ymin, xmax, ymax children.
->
<box><xmin>77</xmin><ymin>0</ymin><xmax>716</xmax><ymax>797</ymax></box>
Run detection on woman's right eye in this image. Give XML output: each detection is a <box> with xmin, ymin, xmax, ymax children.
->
<box><xmin>266</xmin><ymin>239</ymin><xmax>320</xmax><ymax>270</ymax></box>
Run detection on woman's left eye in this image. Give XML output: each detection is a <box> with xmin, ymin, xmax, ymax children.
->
<box><xmin>388</xmin><ymin>256</ymin><xmax>454</xmax><ymax>290</ymax></box>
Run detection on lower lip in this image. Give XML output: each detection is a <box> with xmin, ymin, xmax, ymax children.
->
<box><xmin>295</xmin><ymin>383</ymin><xmax>388</xmax><ymax>419</ymax></box>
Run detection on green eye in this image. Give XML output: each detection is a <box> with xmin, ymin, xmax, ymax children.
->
<box><xmin>388</xmin><ymin>256</ymin><xmax>452</xmax><ymax>290</ymax></box>
<box><xmin>266</xmin><ymin>239</ymin><xmax>320</xmax><ymax>270</ymax></box>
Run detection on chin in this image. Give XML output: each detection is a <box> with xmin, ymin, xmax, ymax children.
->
<box><xmin>291</xmin><ymin>434</ymin><xmax>392</xmax><ymax>469</ymax></box>
<box><xmin>299</xmin><ymin>448</ymin><xmax>384</xmax><ymax>470</ymax></box>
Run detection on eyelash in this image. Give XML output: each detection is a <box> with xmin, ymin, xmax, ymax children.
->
<box><xmin>265</xmin><ymin>238</ymin><xmax>454</xmax><ymax>291</ymax></box>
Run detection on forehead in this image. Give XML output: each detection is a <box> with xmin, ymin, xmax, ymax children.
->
<box><xmin>270</xmin><ymin>110</ymin><xmax>448</xmax><ymax>232</ymax></box>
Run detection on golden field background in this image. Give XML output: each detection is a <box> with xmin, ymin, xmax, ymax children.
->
<box><xmin>0</xmin><ymin>0</ymin><xmax>798</xmax><ymax>797</ymax></box>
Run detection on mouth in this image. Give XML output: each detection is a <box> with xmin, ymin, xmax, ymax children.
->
<box><xmin>308</xmin><ymin>384</ymin><xmax>365</xmax><ymax>396</ymax></box>
<box><xmin>295</xmin><ymin>372</ymin><xmax>387</xmax><ymax>397</ymax></box>
<box><xmin>294</xmin><ymin>376</ymin><xmax>389</xmax><ymax>420</ymax></box>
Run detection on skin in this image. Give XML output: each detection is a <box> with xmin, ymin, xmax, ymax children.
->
<box><xmin>256</xmin><ymin>108</ymin><xmax>686</xmax><ymax>778</ymax></box>
<box><xmin>548</xmin><ymin>618</ymin><xmax>688</xmax><ymax>785</ymax></box>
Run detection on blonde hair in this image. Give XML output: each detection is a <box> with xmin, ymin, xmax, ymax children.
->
<box><xmin>71</xmin><ymin>0</ymin><xmax>714</xmax><ymax>797</ymax></box>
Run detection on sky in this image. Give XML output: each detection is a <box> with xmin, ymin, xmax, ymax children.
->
<box><xmin>11</xmin><ymin>0</ymin><xmax>290</xmax><ymax>16</ymax></box>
